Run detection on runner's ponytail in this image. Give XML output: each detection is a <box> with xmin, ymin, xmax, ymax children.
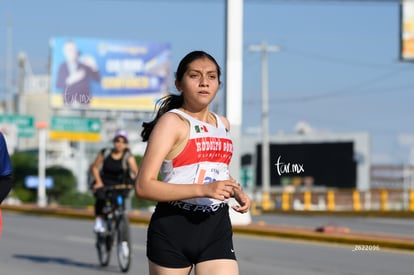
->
<box><xmin>141</xmin><ymin>94</ymin><xmax>183</xmax><ymax>142</ymax></box>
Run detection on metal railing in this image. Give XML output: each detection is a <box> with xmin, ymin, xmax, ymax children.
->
<box><xmin>251</xmin><ymin>189</ymin><xmax>414</xmax><ymax>213</ymax></box>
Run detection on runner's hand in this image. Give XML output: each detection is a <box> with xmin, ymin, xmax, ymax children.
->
<box><xmin>93</xmin><ymin>182</ymin><xmax>104</xmax><ymax>192</ymax></box>
<box><xmin>232</xmin><ymin>189</ymin><xmax>251</xmax><ymax>214</ymax></box>
<box><xmin>205</xmin><ymin>180</ymin><xmax>240</xmax><ymax>201</ymax></box>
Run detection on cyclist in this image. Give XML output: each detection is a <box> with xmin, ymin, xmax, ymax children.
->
<box><xmin>90</xmin><ymin>130</ymin><xmax>139</xmax><ymax>233</ymax></box>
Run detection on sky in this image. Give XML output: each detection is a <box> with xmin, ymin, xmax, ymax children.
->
<box><xmin>1</xmin><ymin>0</ymin><xmax>413</xmax><ymax>165</ymax></box>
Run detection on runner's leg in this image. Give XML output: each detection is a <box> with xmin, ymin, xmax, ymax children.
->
<box><xmin>194</xmin><ymin>259</ymin><xmax>238</xmax><ymax>275</ymax></box>
<box><xmin>149</xmin><ymin>260</ymin><xmax>192</xmax><ymax>275</ymax></box>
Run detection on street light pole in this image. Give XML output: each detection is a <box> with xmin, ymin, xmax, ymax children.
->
<box><xmin>248</xmin><ymin>41</ymin><xmax>280</xmax><ymax>210</ymax></box>
<box><xmin>225</xmin><ymin>0</ymin><xmax>243</xmax><ymax>185</ymax></box>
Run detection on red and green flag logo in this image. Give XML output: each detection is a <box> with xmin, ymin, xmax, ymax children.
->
<box><xmin>195</xmin><ymin>125</ymin><xmax>208</xmax><ymax>133</ymax></box>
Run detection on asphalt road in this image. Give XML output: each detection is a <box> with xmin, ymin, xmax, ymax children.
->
<box><xmin>1</xmin><ymin>212</ymin><xmax>413</xmax><ymax>275</ymax></box>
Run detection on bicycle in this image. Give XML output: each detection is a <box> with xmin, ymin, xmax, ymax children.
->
<box><xmin>95</xmin><ymin>184</ymin><xmax>133</xmax><ymax>273</ymax></box>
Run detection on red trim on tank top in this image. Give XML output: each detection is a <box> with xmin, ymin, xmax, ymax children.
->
<box><xmin>172</xmin><ymin>137</ymin><xmax>233</xmax><ymax>167</ymax></box>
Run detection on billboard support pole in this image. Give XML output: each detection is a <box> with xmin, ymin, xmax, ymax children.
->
<box><xmin>36</xmin><ymin>122</ymin><xmax>48</xmax><ymax>207</ymax></box>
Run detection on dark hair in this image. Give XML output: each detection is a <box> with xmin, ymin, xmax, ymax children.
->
<box><xmin>141</xmin><ymin>50</ymin><xmax>221</xmax><ymax>142</ymax></box>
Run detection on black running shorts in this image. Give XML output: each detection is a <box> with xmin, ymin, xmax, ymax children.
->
<box><xmin>146</xmin><ymin>202</ymin><xmax>236</xmax><ymax>268</ymax></box>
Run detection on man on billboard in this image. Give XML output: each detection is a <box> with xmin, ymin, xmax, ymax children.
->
<box><xmin>56</xmin><ymin>40</ymin><xmax>100</xmax><ymax>106</ymax></box>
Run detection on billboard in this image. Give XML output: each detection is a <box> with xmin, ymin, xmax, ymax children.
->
<box><xmin>50</xmin><ymin>37</ymin><xmax>171</xmax><ymax>110</ymax></box>
<box><xmin>400</xmin><ymin>0</ymin><xmax>414</xmax><ymax>61</ymax></box>
<box><xmin>255</xmin><ymin>142</ymin><xmax>357</xmax><ymax>189</ymax></box>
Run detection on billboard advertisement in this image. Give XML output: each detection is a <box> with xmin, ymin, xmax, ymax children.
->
<box><xmin>50</xmin><ymin>37</ymin><xmax>171</xmax><ymax>110</ymax></box>
<box><xmin>255</xmin><ymin>142</ymin><xmax>356</xmax><ymax>189</ymax></box>
<box><xmin>400</xmin><ymin>0</ymin><xmax>414</xmax><ymax>61</ymax></box>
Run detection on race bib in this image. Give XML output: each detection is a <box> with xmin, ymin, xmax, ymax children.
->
<box><xmin>194</xmin><ymin>163</ymin><xmax>229</xmax><ymax>184</ymax></box>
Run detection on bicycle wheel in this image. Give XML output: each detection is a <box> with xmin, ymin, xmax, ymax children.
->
<box><xmin>116</xmin><ymin>214</ymin><xmax>131</xmax><ymax>272</ymax></box>
<box><xmin>96</xmin><ymin>232</ymin><xmax>111</xmax><ymax>266</ymax></box>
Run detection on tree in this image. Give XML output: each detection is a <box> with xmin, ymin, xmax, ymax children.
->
<box><xmin>10</xmin><ymin>152</ymin><xmax>79</xmax><ymax>204</ymax></box>
<box><xmin>10</xmin><ymin>152</ymin><xmax>38</xmax><ymax>202</ymax></box>
<box><xmin>46</xmin><ymin>165</ymin><xmax>77</xmax><ymax>203</ymax></box>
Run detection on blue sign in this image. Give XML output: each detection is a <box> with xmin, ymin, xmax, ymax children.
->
<box><xmin>24</xmin><ymin>176</ymin><xmax>54</xmax><ymax>189</ymax></box>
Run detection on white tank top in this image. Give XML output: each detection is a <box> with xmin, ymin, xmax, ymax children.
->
<box><xmin>160</xmin><ymin>109</ymin><xmax>233</xmax><ymax>206</ymax></box>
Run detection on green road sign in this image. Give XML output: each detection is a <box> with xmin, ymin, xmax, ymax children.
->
<box><xmin>0</xmin><ymin>114</ymin><xmax>35</xmax><ymax>137</ymax></box>
<box><xmin>50</xmin><ymin>116</ymin><xmax>102</xmax><ymax>142</ymax></box>
<box><xmin>50</xmin><ymin>116</ymin><xmax>101</xmax><ymax>133</ymax></box>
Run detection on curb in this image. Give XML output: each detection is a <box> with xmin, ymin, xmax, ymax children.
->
<box><xmin>261</xmin><ymin>209</ymin><xmax>414</xmax><ymax>218</ymax></box>
<box><xmin>2</xmin><ymin>204</ymin><xmax>414</xmax><ymax>252</ymax></box>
